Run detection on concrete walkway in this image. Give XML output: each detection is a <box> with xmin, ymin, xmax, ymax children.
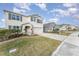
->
<box><xmin>52</xmin><ymin>31</ymin><xmax>79</xmax><ymax>56</ymax></box>
<box><xmin>39</xmin><ymin>33</ymin><xmax>67</xmax><ymax>41</ymax></box>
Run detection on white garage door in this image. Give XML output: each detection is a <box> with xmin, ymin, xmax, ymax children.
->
<box><xmin>33</xmin><ymin>27</ymin><xmax>43</xmax><ymax>34</ymax></box>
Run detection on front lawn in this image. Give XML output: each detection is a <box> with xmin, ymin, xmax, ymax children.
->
<box><xmin>0</xmin><ymin>36</ymin><xmax>61</xmax><ymax>56</ymax></box>
<box><xmin>52</xmin><ymin>31</ymin><xmax>74</xmax><ymax>36</ymax></box>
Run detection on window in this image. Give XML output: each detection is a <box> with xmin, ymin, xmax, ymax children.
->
<box><xmin>16</xmin><ymin>16</ymin><xmax>20</xmax><ymax>20</ymax></box>
<box><xmin>34</xmin><ymin>17</ymin><xmax>36</xmax><ymax>22</ymax></box>
<box><xmin>12</xmin><ymin>14</ymin><xmax>16</xmax><ymax>20</ymax></box>
<box><xmin>16</xmin><ymin>26</ymin><xmax>19</xmax><ymax>30</ymax></box>
<box><xmin>8</xmin><ymin>13</ymin><xmax>11</xmax><ymax>20</ymax></box>
<box><xmin>13</xmin><ymin>26</ymin><xmax>16</xmax><ymax>29</ymax></box>
<box><xmin>31</xmin><ymin>16</ymin><xmax>33</xmax><ymax>21</ymax></box>
<box><xmin>20</xmin><ymin>16</ymin><xmax>22</xmax><ymax>21</ymax></box>
<box><xmin>16</xmin><ymin>15</ymin><xmax>22</xmax><ymax>21</ymax></box>
<box><xmin>12</xmin><ymin>26</ymin><xmax>20</xmax><ymax>30</ymax></box>
<box><xmin>37</xmin><ymin>19</ymin><xmax>42</xmax><ymax>23</ymax></box>
<box><xmin>9</xmin><ymin>25</ymin><xmax>11</xmax><ymax>29</ymax></box>
<box><xmin>31</xmin><ymin>17</ymin><xmax>36</xmax><ymax>22</ymax></box>
<box><xmin>8</xmin><ymin>13</ymin><xmax>22</xmax><ymax>21</ymax></box>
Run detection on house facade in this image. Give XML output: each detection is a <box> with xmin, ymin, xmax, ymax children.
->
<box><xmin>4</xmin><ymin>10</ymin><xmax>43</xmax><ymax>35</ymax></box>
<box><xmin>43</xmin><ymin>22</ymin><xmax>56</xmax><ymax>32</ymax></box>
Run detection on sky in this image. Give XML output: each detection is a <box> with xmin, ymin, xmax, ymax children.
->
<box><xmin>0</xmin><ymin>3</ymin><xmax>79</xmax><ymax>28</ymax></box>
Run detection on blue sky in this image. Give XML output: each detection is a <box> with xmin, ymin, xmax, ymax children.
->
<box><xmin>0</xmin><ymin>3</ymin><xmax>79</xmax><ymax>28</ymax></box>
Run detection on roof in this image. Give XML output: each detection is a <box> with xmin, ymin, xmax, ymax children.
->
<box><xmin>4</xmin><ymin>10</ymin><xmax>42</xmax><ymax>18</ymax></box>
<box><xmin>44</xmin><ymin>22</ymin><xmax>56</xmax><ymax>25</ymax></box>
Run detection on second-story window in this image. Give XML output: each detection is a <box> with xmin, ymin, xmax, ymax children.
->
<box><xmin>8</xmin><ymin>13</ymin><xmax>22</xmax><ymax>21</ymax></box>
<box><xmin>16</xmin><ymin>16</ymin><xmax>20</xmax><ymax>20</ymax></box>
<box><xmin>37</xmin><ymin>19</ymin><xmax>42</xmax><ymax>23</ymax></box>
<box><xmin>8</xmin><ymin>13</ymin><xmax>11</xmax><ymax>20</ymax></box>
<box><xmin>12</xmin><ymin>14</ymin><xmax>16</xmax><ymax>20</ymax></box>
<box><xmin>31</xmin><ymin>16</ymin><xmax>34</xmax><ymax>21</ymax></box>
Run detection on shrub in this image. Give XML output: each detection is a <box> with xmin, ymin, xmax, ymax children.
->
<box><xmin>0</xmin><ymin>29</ymin><xmax>22</xmax><ymax>42</ymax></box>
<box><xmin>53</xmin><ymin>28</ymin><xmax>59</xmax><ymax>33</ymax></box>
<box><xmin>0</xmin><ymin>29</ymin><xmax>9</xmax><ymax>36</ymax></box>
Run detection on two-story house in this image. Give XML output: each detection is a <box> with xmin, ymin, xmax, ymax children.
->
<box><xmin>4</xmin><ymin>10</ymin><xmax>43</xmax><ymax>35</ymax></box>
<box><xmin>43</xmin><ymin>22</ymin><xmax>56</xmax><ymax>32</ymax></box>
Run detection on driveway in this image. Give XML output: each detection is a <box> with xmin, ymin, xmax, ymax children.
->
<box><xmin>38</xmin><ymin>32</ymin><xmax>79</xmax><ymax>56</ymax></box>
<box><xmin>52</xmin><ymin>31</ymin><xmax>79</xmax><ymax>56</ymax></box>
<box><xmin>64</xmin><ymin>32</ymin><xmax>79</xmax><ymax>46</ymax></box>
<box><xmin>38</xmin><ymin>33</ymin><xmax>67</xmax><ymax>41</ymax></box>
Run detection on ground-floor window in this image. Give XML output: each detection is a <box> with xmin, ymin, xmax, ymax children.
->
<box><xmin>9</xmin><ymin>25</ymin><xmax>11</xmax><ymax>29</ymax></box>
<box><xmin>8</xmin><ymin>25</ymin><xmax>21</xmax><ymax>30</ymax></box>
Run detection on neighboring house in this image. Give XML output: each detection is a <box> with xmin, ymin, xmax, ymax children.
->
<box><xmin>59</xmin><ymin>24</ymin><xmax>78</xmax><ymax>31</ymax></box>
<box><xmin>4</xmin><ymin>10</ymin><xmax>43</xmax><ymax>35</ymax></box>
<box><xmin>43</xmin><ymin>22</ymin><xmax>56</xmax><ymax>32</ymax></box>
<box><xmin>53</xmin><ymin>25</ymin><xmax>62</xmax><ymax>32</ymax></box>
<box><xmin>59</xmin><ymin>24</ymin><xmax>68</xmax><ymax>31</ymax></box>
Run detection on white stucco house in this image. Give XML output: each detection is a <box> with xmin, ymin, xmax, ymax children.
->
<box><xmin>4</xmin><ymin>10</ymin><xmax>43</xmax><ymax>35</ymax></box>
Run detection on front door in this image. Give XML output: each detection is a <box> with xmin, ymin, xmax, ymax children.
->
<box><xmin>25</xmin><ymin>26</ymin><xmax>32</xmax><ymax>35</ymax></box>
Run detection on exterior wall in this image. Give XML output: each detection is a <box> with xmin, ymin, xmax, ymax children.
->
<box><xmin>33</xmin><ymin>27</ymin><xmax>43</xmax><ymax>34</ymax></box>
<box><xmin>4</xmin><ymin>11</ymin><xmax>22</xmax><ymax>29</ymax></box>
<box><xmin>30</xmin><ymin>21</ymin><xmax>43</xmax><ymax>34</ymax></box>
<box><xmin>30</xmin><ymin>22</ymin><xmax>43</xmax><ymax>28</ymax></box>
<box><xmin>22</xmin><ymin>23</ymin><xmax>32</xmax><ymax>34</ymax></box>
<box><xmin>4</xmin><ymin>10</ymin><xmax>43</xmax><ymax>34</ymax></box>
<box><xmin>22</xmin><ymin>19</ymin><xmax>43</xmax><ymax>34</ymax></box>
<box><xmin>43</xmin><ymin>22</ymin><xmax>56</xmax><ymax>32</ymax></box>
<box><xmin>4</xmin><ymin>11</ymin><xmax>10</xmax><ymax>29</ymax></box>
<box><xmin>22</xmin><ymin>16</ymin><xmax>31</xmax><ymax>24</ymax></box>
<box><xmin>29</xmin><ymin>15</ymin><xmax>43</xmax><ymax>34</ymax></box>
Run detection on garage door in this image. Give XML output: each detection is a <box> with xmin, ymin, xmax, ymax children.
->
<box><xmin>33</xmin><ymin>27</ymin><xmax>43</xmax><ymax>34</ymax></box>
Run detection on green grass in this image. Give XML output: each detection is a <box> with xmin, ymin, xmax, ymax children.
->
<box><xmin>0</xmin><ymin>36</ymin><xmax>61</xmax><ymax>56</ymax></box>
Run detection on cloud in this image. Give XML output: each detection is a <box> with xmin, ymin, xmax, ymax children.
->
<box><xmin>14</xmin><ymin>3</ymin><xmax>47</xmax><ymax>11</ymax></box>
<box><xmin>35</xmin><ymin>3</ymin><xmax>47</xmax><ymax>11</ymax></box>
<box><xmin>13</xmin><ymin>7</ymin><xmax>26</xmax><ymax>13</ymax></box>
<box><xmin>49</xmin><ymin>9</ymin><xmax>70</xmax><ymax>17</ymax></box>
<box><xmin>63</xmin><ymin>3</ymin><xmax>77</xmax><ymax>8</ymax></box>
<box><xmin>68</xmin><ymin>8</ymin><xmax>78</xmax><ymax>14</ymax></box>
<box><xmin>62</xmin><ymin>3</ymin><xmax>78</xmax><ymax>15</ymax></box>
<box><xmin>63</xmin><ymin>4</ymin><xmax>79</xmax><ymax>20</ymax></box>
<box><xmin>13</xmin><ymin>3</ymin><xmax>32</xmax><ymax>14</ymax></box>
<box><xmin>46</xmin><ymin>18</ymin><xmax>59</xmax><ymax>23</ymax></box>
<box><xmin>14</xmin><ymin>3</ymin><xmax>31</xmax><ymax>11</ymax></box>
<box><xmin>13</xmin><ymin>3</ymin><xmax>47</xmax><ymax>14</ymax></box>
<box><xmin>1</xmin><ymin>19</ymin><xmax>5</xmax><ymax>22</ymax></box>
<box><xmin>48</xmin><ymin>3</ymin><xmax>78</xmax><ymax>18</ymax></box>
<box><xmin>0</xmin><ymin>19</ymin><xmax>5</xmax><ymax>28</ymax></box>
<box><xmin>49</xmin><ymin>7</ymin><xmax>78</xmax><ymax>18</ymax></box>
<box><xmin>73</xmin><ymin>14</ymin><xmax>79</xmax><ymax>18</ymax></box>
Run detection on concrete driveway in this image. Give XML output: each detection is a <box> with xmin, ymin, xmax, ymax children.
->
<box><xmin>39</xmin><ymin>33</ymin><xmax>67</xmax><ymax>41</ymax></box>
<box><xmin>65</xmin><ymin>32</ymin><xmax>79</xmax><ymax>46</ymax></box>
<box><xmin>52</xmin><ymin>31</ymin><xmax>79</xmax><ymax>56</ymax></box>
<box><xmin>38</xmin><ymin>32</ymin><xmax>79</xmax><ymax>56</ymax></box>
